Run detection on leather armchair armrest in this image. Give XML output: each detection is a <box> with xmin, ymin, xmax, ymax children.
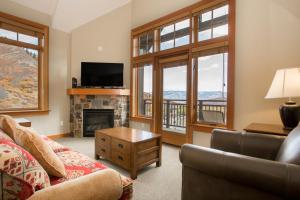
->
<box><xmin>28</xmin><ymin>169</ymin><xmax>123</xmax><ymax>200</ymax></box>
<box><xmin>211</xmin><ymin>129</ymin><xmax>285</xmax><ymax>160</ymax></box>
<box><xmin>180</xmin><ymin>144</ymin><xmax>300</xmax><ymax>199</ymax></box>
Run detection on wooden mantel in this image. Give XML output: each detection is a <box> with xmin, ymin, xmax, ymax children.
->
<box><xmin>67</xmin><ymin>88</ymin><xmax>130</xmax><ymax>96</ymax></box>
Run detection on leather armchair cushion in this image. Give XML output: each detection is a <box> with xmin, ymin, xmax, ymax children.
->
<box><xmin>276</xmin><ymin>125</ymin><xmax>300</xmax><ymax>165</ymax></box>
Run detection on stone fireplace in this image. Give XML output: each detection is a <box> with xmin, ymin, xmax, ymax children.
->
<box><xmin>70</xmin><ymin>93</ymin><xmax>129</xmax><ymax>137</ymax></box>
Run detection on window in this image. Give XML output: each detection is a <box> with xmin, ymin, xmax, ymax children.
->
<box><xmin>0</xmin><ymin>12</ymin><xmax>49</xmax><ymax>113</ymax></box>
<box><xmin>137</xmin><ymin>31</ymin><xmax>154</xmax><ymax>56</ymax></box>
<box><xmin>198</xmin><ymin>4</ymin><xmax>228</xmax><ymax>42</ymax></box>
<box><xmin>131</xmin><ymin>0</ymin><xmax>235</xmax><ymax>133</ymax></box>
<box><xmin>195</xmin><ymin>49</ymin><xmax>228</xmax><ymax>125</ymax></box>
<box><xmin>160</xmin><ymin>19</ymin><xmax>190</xmax><ymax>51</ymax></box>
<box><xmin>133</xmin><ymin>63</ymin><xmax>153</xmax><ymax>117</ymax></box>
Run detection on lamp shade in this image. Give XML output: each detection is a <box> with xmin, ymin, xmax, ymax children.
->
<box><xmin>265</xmin><ymin>68</ymin><xmax>300</xmax><ymax>99</ymax></box>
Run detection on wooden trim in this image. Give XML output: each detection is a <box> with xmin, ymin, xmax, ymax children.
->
<box><xmin>161</xmin><ymin>131</ymin><xmax>186</xmax><ymax>146</ymax></box>
<box><xmin>192</xmin><ymin>40</ymin><xmax>228</xmax><ymax>53</ymax></box>
<box><xmin>130</xmin><ymin>116</ymin><xmax>152</xmax><ymax>124</ymax></box>
<box><xmin>0</xmin><ymin>110</ymin><xmax>50</xmax><ymax>116</ymax></box>
<box><xmin>159</xmin><ymin>54</ymin><xmax>189</xmax><ymax>64</ymax></box>
<box><xmin>0</xmin><ymin>12</ymin><xmax>47</xmax><ymax>32</ymax></box>
<box><xmin>0</xmin><ymin>37</ymin><xmax>41</xmax><ymax>50</ymax></box>
<box><xmin>226</xmin><ymin>0</ymin><xmax>235</xmax><ymax>129</ymax></box>
<box><xmin>67</xmin><ymin>88</ymin><xmax>130</xmax><ymax>96</ymax></box>
<box><xmin>132</xmin><ymin>56</ymin><xmax>155</xmax><ymax>65</ymax></box>
<box><xmin>191</xmin><ymin>124</ymin><xmax>228</xmax><ymax>133</ymax></box>
<box><xmin>47</xmin><ymin>133</ymin><xmax>72</xmax><ymax>140</ymax></box>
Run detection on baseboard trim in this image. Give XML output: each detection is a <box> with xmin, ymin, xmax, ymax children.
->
<box><xmin>47</xmin><ymin>133</ymin><xmax>72</xmax><ymax>140</ymax></box>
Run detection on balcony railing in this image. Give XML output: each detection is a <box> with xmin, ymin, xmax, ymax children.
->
<box><xmin>143</xmin><ymin>99</ymin><xmax>227</xmax><ymax>128</ymax></box>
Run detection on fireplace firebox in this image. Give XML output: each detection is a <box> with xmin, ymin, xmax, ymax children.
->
<box><xmin>83</xmin><ymin>109</ymin><xmax>114</xmax><ymax>137</ymax></box>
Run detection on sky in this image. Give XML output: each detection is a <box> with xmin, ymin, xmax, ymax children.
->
<box><xmin>0</xmin><ymin>28</ymin><xmax>38</xmax><ymax>45</ymax></box>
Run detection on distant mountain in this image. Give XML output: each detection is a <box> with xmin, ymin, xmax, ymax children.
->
<box><xmin>163</xmin><ymin>91</ymin><xmax>226</xmax><ymax>100</ymax></box>
<box><xmin>0</xmin><ymin>43</ymin><xmax>38</xmax><ymax>109</ymax></box>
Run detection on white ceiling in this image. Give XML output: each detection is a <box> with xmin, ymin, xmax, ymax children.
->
<box><xmin>10</xmin><ymin>0</ymin><xmax>131</xmax><ymax>33</ymax></box>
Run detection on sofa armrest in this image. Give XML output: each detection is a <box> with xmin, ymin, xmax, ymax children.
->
<box><xmin>180</xmin><ymin>144</ymin><xmax>300</xmax><ymax>199</ymax></box>
<box><xmin>211</xmin><ymin>129</ymin><xmax>285</xmax><ymax>160</ymax></box>
<box><xmin>28</xmin><ymin>169</ymin><xmax>123</xmax><ymax>200</ymax></box>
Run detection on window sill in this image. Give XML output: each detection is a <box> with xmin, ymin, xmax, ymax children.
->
<box><xmin>130</xmin><ymin>116</ymin><xmax>152</xmax><ymax>124</ymax></box>
<box><xmin>0</xmin><ymin>110</ymin><xmax>50</xmax><ymax>116</ymax></box>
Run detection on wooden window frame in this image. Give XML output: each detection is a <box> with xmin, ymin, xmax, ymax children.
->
<box><xmin>131</xmin><ymin>61</ymin><xmax>154</xmax><ymax>121</ymax></box>
<box><xmin>159</xmin><ymin>17</ymin><xmax>191</xmax><ymax>52</ymax></box>
<box><xmin>0</xmin><ymin>12</ymin><xmax>49</xmax><ymax>116</ymax></box>
<box><xmin>130</xmin><ymin>0</ymin><xmax>235</xmax><ymax>134</ymax></box>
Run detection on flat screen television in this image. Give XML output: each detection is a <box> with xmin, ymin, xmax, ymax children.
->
<box><xmin>81</xmin><ymin>62</ymin><xmax>124</xmax><ymax>87</ymax></box>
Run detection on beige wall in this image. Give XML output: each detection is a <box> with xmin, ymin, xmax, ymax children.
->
<box><xmin>0</xmin><ymin>1</ymin><xmax>71</xmax><ymax>135</ymax></box>
<box><xmin>131</xmin><ymin>0</ymin><xmax>199</xmax><ymax>28</ymax></box>
<box><xmin>235</xmin><ymin>0</ymin><xmax>300</xmax><ymax>130</ymax></box>
<box><xmin>71</xmin><ymin>3</ymin><xmax>132</xmax><ymax>89</ymax></box>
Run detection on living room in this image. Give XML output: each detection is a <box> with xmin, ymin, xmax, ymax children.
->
<box><xmin>0</xmin><ymin>0</ymin><xmax>299</xmax><ymax>199</ymax></box>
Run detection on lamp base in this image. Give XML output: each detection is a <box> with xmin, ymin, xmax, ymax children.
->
<box><xmin>279</xmin><ymin>101</ymin><xmax>300</xmax><ymax>130</ymax></box>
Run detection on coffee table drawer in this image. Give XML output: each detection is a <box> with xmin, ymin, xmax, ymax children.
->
<box><xmin>96</xmin><ymin>133</ymin><xmax>111</xmax><ymax>146</ymax></box>
<box><xmin>112</xmin><ymin>138</ymin><xmax>130</xmax><ymax>153</ymax></box>
<box><xmin>112</xmin><ymin>151</ymin><xmax>130</xmax><ymax>170</ymax></box>
<box><xmin>96</xmin><ymin>146</ymin><xmax>111</xmax><ymax>159</ymax></box>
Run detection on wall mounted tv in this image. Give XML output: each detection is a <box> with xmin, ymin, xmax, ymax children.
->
<box><xmin>81</xmin><ymin>62</ymin><xmax>124</xmax><ymax>87</ymax></box>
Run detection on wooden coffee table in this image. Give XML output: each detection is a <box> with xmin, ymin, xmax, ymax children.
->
<box><xmin>95</xmin><ymin>127</ymin><xmax>162</xmax><ymax>179</ymax></box>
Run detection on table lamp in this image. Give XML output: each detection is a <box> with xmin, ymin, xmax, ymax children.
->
<box><xmin>265</xmin><ymin>68</ymin><xmax>300</xmax><ymax>130</ymax></box>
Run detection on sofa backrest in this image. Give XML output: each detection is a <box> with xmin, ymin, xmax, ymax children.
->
<box><xmin>276</xmin><ymin>125</ymin><xmax>300</xmax><ymax>165</ymax></box>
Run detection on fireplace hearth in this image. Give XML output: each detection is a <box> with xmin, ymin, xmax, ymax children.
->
<box><xmin>83</xmin><ymin>109</ymin><xmax>114</xmax><ymax>137</ymax></box>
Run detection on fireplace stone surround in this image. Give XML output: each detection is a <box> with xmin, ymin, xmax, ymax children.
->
<box><xmin>70</xmin><ymin>94</ymin><xmax>129</xmax><ymax>137</ymax></box>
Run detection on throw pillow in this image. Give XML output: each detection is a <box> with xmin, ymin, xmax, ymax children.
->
<box><xmin>0</xmin><ymin>115</ymin><xmax>18</xmax><ymax>140</ymax></box>
<box><xmin>14</xmin><ymin>126</ymin><xmax>66</xmax><ymax>178</ymax></box>
<box><xmin>0</xmin><ymin>140</ymin><xmax>50</xmax><ymax>191</ymax></box>
<box><xmin>41</xmin><ymin>135</ymin><xmax>70</xmax><ymax>153</ymax></box>
<box><xmin>0</xmin><ymin>129</ymin><xmax>14</xmax><ymax>142</ymax></box>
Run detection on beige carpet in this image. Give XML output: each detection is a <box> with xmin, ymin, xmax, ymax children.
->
<box><xmin>56</xmin><ymin>137</ymin><xmax>183</xmax><ymax>200</ymax></box>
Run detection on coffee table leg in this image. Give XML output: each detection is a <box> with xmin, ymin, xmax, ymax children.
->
<box><xmin>156</xmin><ymin>137</ymin><xmax>162</xmax><ymax>167</ymax></box>
<box><xmin>156</xmin><ymin>160</ymin><xmax>161</xmax><ymax>167</ymax></box>
<box><xmin>130</xmin><ymin>169</ymin><xmax>137</xmax><ymax>180</ymax></box>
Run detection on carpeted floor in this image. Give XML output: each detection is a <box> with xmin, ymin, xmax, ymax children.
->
<box><xmin>56</xmin><ymin>137</ymin><xmax>184</xmax><ymax>200</ymax></box>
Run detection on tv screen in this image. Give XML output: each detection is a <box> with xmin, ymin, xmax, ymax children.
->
<box><xmin>81</xmin><ymin>62</ymin><xmax>124</xmax><ymax>87</ymax></box>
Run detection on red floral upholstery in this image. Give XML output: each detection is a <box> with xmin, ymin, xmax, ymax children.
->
<box><xmin>50</xmin><ymin>150</ymin><xmax>107</xmax><ymax>185</ymax></box>
<box><xmin>1</xmin><ymin>173</ymin><xmax>34</xmax><ymax>200</ymax></box>
<box><xmin>0</xmin><ymin>140</ymin><xmax>50</xmax><ymax>200</ymax></box>
<box><xmin>50</xmin><ymin>150</ymin><xmax>133</xmax><ymax>200</ymax></box>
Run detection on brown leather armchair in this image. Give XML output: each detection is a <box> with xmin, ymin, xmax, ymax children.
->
<box><xmin>180</xmin><ymin>127</ymin><xmax>300</xmax><ymax>200</ymax></box>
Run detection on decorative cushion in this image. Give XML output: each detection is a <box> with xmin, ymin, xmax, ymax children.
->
<box><xmin>41</xmin><ymin>136</ymin><xmax>70</xmax><ymax>153</ymax></box>
<box><xmin>0</xmin><ymin>140</ymin><xmax>50</xmax><ymax>192</ymax></box>
<box><xmin>0</xmin><ymin>129</ymin><xmax>14</xmax><ymax>143</ymax></box>
<box><xmin>0</xmin><ymin>115</ymin><xmax>18</xmax><ymax>140</ymax></box>
<box><xmin>276</xmin><ymin>125</ymin><xmax>300</xmax><ymax>165</ymax></box>
<box><xmin>50</xmin><ymin>150</ymin><xmax>107</xmax><ymax>185</ymax></box>
<box><xmin>13</xmin><ymin>126</ymin><xmax>66</xmax><ymax>178</ymax></box>
<box><xmin>1</xmin><ymin>173</ymin><xmax>34</xmax><ymax>200</ymax></box>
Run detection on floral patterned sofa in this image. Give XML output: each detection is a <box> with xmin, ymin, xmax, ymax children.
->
<box><xmin>0</xmin><ymin>130</ymin><xmax>133</xmax><ymax>200</ymax></box>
